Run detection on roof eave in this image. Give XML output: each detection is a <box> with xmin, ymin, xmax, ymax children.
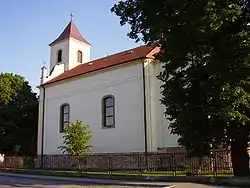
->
<box><xmin>42</xmin><ymin>57</ymin><xmax>148</xmax><ymax>86</ymax></box>
<box><xmin>49</xmin><ymin>37</ymin><xmax>92</xmax><ymax>47</ymax></box>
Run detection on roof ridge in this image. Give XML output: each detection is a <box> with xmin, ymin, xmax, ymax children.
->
<box><xmin>87</xmin><ymin>44</ymin><xmax>156</xmax><ymax>63</ymax></box>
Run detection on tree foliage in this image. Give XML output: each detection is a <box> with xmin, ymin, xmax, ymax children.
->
<box><xmin>0</xmin><ymin>73</ymin><xmax>38</xmax><ymax>155</ymax></box>
<box><xmin>111</xmin><ymin>0</ymin><xmax>250</xmax><ymax>176</ymax></box>
<box><xmin>58</xmin><ymin>120</ymin><xmax>93</xmax><ymax>155</ymax></box>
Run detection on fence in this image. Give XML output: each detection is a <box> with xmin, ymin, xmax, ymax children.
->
<box><xmin>0</xmin><ymin>151</ymin><xmax>233</xmax><ymax>176</ymax></box>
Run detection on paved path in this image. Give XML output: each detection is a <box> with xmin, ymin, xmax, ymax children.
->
<box><xmin>164</xmin><ymin>183</ymin><xmax>240</xmax><ymax>188</ymax></box>
<box><xmin>0</xmin><ymin>174</ymin><xmax>241</xmax><ymax>188</ymax></box>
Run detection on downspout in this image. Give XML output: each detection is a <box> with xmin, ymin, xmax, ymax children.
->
<box><xmin>40</xmin><ymin>85</ymin><xmax>45</xmax><ymax>168</ymax></box>
<box><xmin>141</xmin><ymin>60</ymin><xmax>148</xmax><ymax>154</ymax></box>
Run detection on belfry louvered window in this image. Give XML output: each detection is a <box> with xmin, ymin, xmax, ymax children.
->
<box><xmin>77</xmin><ymin>50</ymin><xmax>82</xmax><ymax>63</ymax></box>
<box><xmin>57</xmin><ymin>50</ymin><xmax>62</xmax><ymax>63</ymax></box>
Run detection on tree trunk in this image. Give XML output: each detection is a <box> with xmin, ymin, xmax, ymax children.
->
<box><xmin>76</xmin><ymin>156</ymin><xmax>81</xmax><ymax>171</ymax></box>
<box><xmin>231</xmin><ymin>139</ymin><xmax>249</xmax><ymax>177</ymax></box>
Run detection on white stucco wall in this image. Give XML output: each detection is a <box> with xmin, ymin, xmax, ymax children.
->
<box><xmin>68</xmin><ymin>38</ymin><xmax>91</xmax><ymax>70</ymax></box>
<box><xmin>43</xmin><ymin>64</ymin><xmax>65</xmax><ymax>84</ymax></box>
<box><xmin>37</xmin><ymin>87</ymin><xmax>45</xmax><ymax>155</ymax></box>
<box><xmin>50</xmin><ymin>40</ymin><xmax>69</xmax><ymax>73</ymax></box>
<box><xmin>42</xmin><ymin>62</ymin><xmax>146</xmax><ymax>154</ymax></box>
<box><xmin>145</xmin><ymin>59</ymin><xmax>179</xmax><ymax>150</ymax></box>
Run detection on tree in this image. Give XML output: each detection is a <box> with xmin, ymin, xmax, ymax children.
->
<box><xmin>111</xmin><ymin>0</ymin><xmax>250</xmax><ymax>176</ymax></box>
<box><xmin>58</xmin><ymin>120</ymin><xmax>93</xmax><ymax>170</ymax></box>
<box><xmin>0</xmin><ymin>73</ymin><xmax>38</xmax><ymax>155</ymax></box>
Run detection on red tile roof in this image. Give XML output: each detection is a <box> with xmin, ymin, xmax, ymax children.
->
<box><xmin>44</xmin><ymin>44</ymin><xmax>160</xmax><ymax>85</ymax></box>
<box><xmin>49</xmin><ymin>21</ymin><xmax>91</xmax><ymax>46</ymax></box>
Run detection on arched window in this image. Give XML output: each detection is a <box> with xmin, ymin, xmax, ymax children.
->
<box><xmin>102</xmin><ymin>95</ymin><xmax>115</xmax><ymax>128</ymax></box>
<box><xmin>60</xmin><ymin>103</ymin><xmax>70</xmax><ymax>133</ymax></box>
<box><xmin>57</xmin><ymin>50</ymin><xmax>62</xmax><ymax>63</ymax></box>
<box><xmin>77</xmin><ymin>50</ymin><xmax>82</xmax><ymax>63</ymax></box>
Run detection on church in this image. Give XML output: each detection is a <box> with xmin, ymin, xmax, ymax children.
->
<box><xmin>37</xmin><ymin>20</ymin><xmax>179</xmax><ymax>155</ymax></box>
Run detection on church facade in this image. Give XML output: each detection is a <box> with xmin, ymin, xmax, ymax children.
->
<box><xmin>37</xmin><ymin>21</ymin><xmax>179</xmax><ymax>155</ymax></box>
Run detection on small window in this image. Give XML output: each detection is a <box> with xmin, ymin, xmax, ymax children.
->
<box><xmin>57</xmin><ymin>50</ymin><xmax>62</xmax><ymax>63</ymax></box>
<box><xmin>60</xmin><ymin>103</ymin><xmax>70</xmax><ymax>133</ymax></box>
<box><xmin>102</xmin><ymin>95</ymin><xmax>115</xmax><ymax>128</ymax></box>
<box><xmin>77</xmin><ymin>50</ymin><xmax>82</xmax><ymax>63</ymax></box>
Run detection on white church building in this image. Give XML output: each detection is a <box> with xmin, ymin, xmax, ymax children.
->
<box><xmin>37</xmin><ymin>21</ymin><xmax>179</xmax><ymax>155</ymax></box>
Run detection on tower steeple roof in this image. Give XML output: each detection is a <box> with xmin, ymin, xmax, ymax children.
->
<box><xmin>49</xmin><ymin>21</ymin><xmax>91</xmax><ymax>46</ymax></box>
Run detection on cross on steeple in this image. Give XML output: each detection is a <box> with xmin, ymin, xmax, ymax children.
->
<box><xmin>70</xmin><ymin>13</ymin><xmax>74</xmax><ymax>21</ymax></box>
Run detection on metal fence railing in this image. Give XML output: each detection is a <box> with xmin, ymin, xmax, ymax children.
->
<box><xmin>0</xmin><ymin>151</ymin><xmax>233</xmax><ymax>176</ymax></box>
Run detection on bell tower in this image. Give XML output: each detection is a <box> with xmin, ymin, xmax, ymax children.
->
<box><xmin>48</xmin><ymin>20</ymin><xmax>91</xmax><ymax>73</ymax></box>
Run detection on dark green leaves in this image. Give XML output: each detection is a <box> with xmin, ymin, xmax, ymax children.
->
<box><xmin>111</xmin><ymin>0</ymin><xmax>250</xmax><ymax>156</ymax></box>
<box><xmin>0</xmin><ymin>73</ymin><xmax>38</xmax><ymax>155</ymax></box>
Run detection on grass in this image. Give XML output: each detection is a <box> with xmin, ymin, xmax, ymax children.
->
<box><xmin>0</xmin><ymin>168</ymin><xmax>233</xmax><ymax>177</ymax></box>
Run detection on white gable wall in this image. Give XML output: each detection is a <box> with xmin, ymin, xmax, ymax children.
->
<box><xmin>42</xmin><ymin>62</ymin><xmax>146</xmax><ymax>154</ymax></box>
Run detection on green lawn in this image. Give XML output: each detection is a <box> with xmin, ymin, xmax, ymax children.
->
<box><xmin>1</xmin><ymin>168</ymin><xmax>233</xmax><ymax>177</ymax></box>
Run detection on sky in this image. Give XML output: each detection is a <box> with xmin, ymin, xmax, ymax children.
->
<box><xmin>0</xmin><ymin>0</ymin><xmax>144</xmax><ymax>92</ymax></box>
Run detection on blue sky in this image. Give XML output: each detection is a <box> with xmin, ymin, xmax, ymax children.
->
<box><xmin>0</xmin><ymin>0</ymin><xmax>143</xmax><ymax>91</ymax></box>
